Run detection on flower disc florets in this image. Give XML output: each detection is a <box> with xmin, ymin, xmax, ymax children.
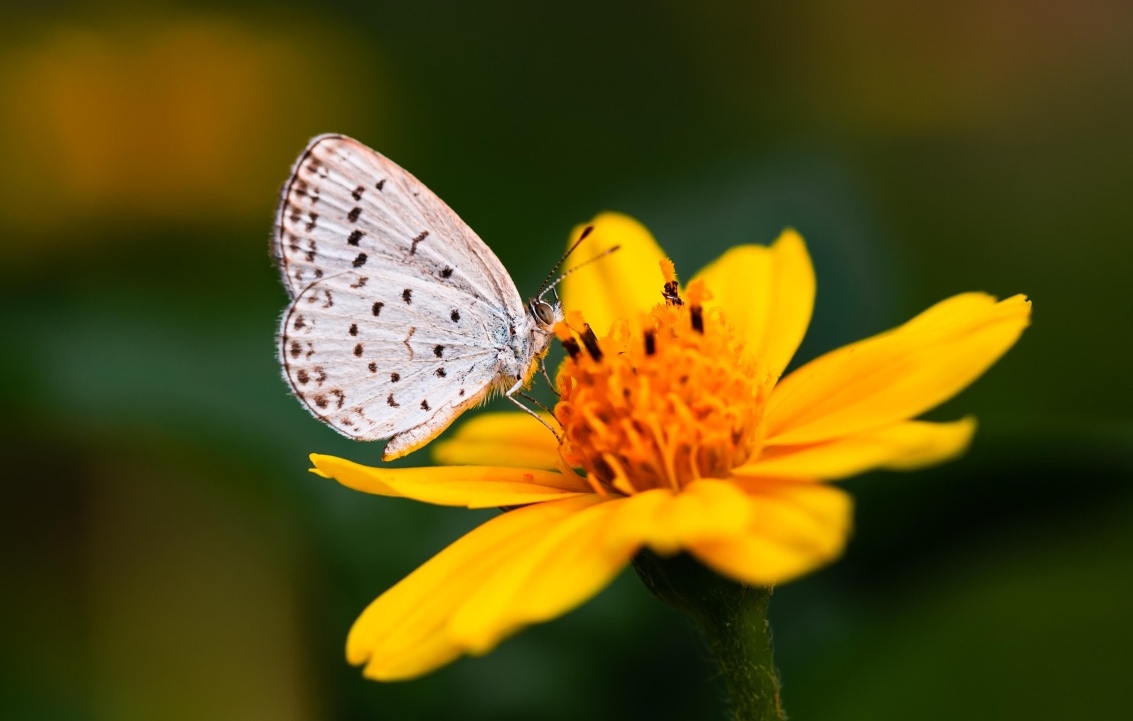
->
<box><xmin>555</xmin><ymin>262</ymin><xmax>768</xmax><ymax>494</ymax></box>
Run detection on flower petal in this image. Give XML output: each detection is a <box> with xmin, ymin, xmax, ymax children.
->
<box><xmin>764</xmin><ymin>293</ymin><xmax>1031</xmax><ymax>445</ymax></box>
<box><xmin>347</xmin><ymin>495</ymin><xmax>609</xmax><ymax>680</ymax></box>
<box><xmin>431</xmin><ymin>412</ymin><xmax>561</xmax><ymax>469</ymax></box>
<box><xmin>561</xmin><ymin>212</ymin><xmax>667</xmax><ymax>336</ymax></box>
<box><xmin>735</xmin><ymin>418</ymin><xmax>976</xmax><ymax>481</ymax></box>
<box><xmin>310</xmin><ymin>454</ymin><xmax>592</xmax><ymax>508</ymax></box>
<box><xmin>606</xmin><ymin>480</ymin><xmax>757</xmax><ymax>556</ymax></box>
<box><xmin>691</xmin><ymin>229</ymin><xmax>815</xmax><ymax>378</ymax></box>
<box><xmin>690</xmin><ymin>479</ymin><xmax>853</xmax><ymax>586</ymax></box>
<box><xmin>447</xmin><ymin>498</ymin><xmax>637</xmax><ymax>654</ymax></box>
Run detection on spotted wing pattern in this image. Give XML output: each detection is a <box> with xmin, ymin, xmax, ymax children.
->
<box><xmin>274</xmin><ymin>135</ymin><xmax>528</xmax><ymax>458</ymax></box>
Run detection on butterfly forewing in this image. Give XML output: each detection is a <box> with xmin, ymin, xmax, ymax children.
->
<box><xmin>274</xmin><ymin>135</ymin><xmax>533</xmax><ymax>457</ymax></box>
<box><xmin>274</xmin><ymin>134</ymin><xmax>522</xmax><ymax>313</ymax></box>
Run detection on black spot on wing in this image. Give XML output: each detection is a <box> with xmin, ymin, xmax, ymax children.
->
<box><xmin>352</xmin><ymin>185</ymin><xmax>365</xmax><ymax>201</ymax></box>
<box><xmin>352</xmin><ymin>253</ymin><xmax>367</xmax><ymax>268</ymax></box>
<box><xmin>440</xmin><ymin>266</ymin><xmax>453</xmax><ymax>279</ymax></box>
<box><xmin>372</xmin><ymin>301</ymin><xmax>384</xmax><ymax>317</ymax></box>
<box><xmin>387</xmin><ymin>394</ymin><xmax>399</xmax><ymax>408</ymax></box>
<box><xmin>450</xmin><ymin>309</ymin><xmax>460</xmax><ymax>322</ymax></box>
<box><xmin>421</xmin><ymin>400</ymin><xmax>430</xmax><ymax>411</ymax></box>
<box><xmin>390</xmin><ymin>372</ymin><xmax>400</xmax><ymax>383</ymax></box>
<box><xmin>353</xmin><ymin>343</ymin><xmax>363</xmax><ymax>357</ymax></box>
<box><xmin>434</xmin><ymin>345</ymin><xmax>445</xmax><ymax>358</ymax></box>
<box><xmin>402</xmin><ymin>289</ymin><xmax>412</xmax><ymax>304</ymax></box>
<box><xmin>348</xmin><ymin>230</ymin><xmax>364</xmax><ymax>246</ymax></box>
<box><xmin>349</xmin><ymin>323</ymin><xmax>358</xmax><ymax>336</ymax></box>
<box><xmin>347</xmin><ymin>207</ymin><xmax>362</xmax><ymax>223</ymax></box>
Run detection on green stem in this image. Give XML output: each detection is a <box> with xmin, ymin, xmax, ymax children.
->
<box><xmin>633</xmin><ymin>552</ymin><xmax>785</xmax><ymax>721</ymax></box>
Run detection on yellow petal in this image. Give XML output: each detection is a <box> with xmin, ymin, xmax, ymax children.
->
<box><xmin>691</xmin><ymin>229</ymin><xmax>815</xmax><ymax>379</ymax></box>
<box><xmin>690</xmin><ymin>479</ymin><xmax>853</xmax><ymax>586</ymax></box>
<box><xmin>431</xmin><ymin>412</ymin><xmax>561</xmax><ymax>469</ymax></box>
<box><xmin>735</xmin><ymin>418</ymin><xmax>977</xmax><ymax>481</ymax></box>
<box><xmin>310</xmin><ymin>454</ymin><xmax>592</xmax><ymax>508</ymax></box>
<box><xmin>764</xmin><ymin>293</ymin><xmax>1031</xmax><ymax>445</ymax></box>
<box><xmin>560</xmin><ymin>212</ymin><xmax>667</xmax><ymax>336</ymax></box>
<box><xmin>348</xmin><ymin>495</ymin><xmax>607</xmax><ymax>680</ymax></box>
<box><xmin>447</xmin><ymin>498</ymin><xmax>636</xmax><ymax>654</ymax></box>
<box><xmin>606</xmin><ymin>480</ymin><xmax>757</xmax><ymax>556</ymax></box>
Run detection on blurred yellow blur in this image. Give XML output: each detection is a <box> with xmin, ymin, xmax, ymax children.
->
<box><xmin>672</xmin><ymin>0</ymin><xmax>1133</xmax><ymax>133</ymax></box>
<box><xmin>0</xmin><ymin>13</ymin><xmax>383</xmax><ymax>256</ymax></box>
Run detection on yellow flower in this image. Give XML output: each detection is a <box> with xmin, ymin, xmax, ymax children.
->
<box><xmin>311</xmin><ymin>213</ymin><xmax>1031</xmax><ymax>681</ymax></box>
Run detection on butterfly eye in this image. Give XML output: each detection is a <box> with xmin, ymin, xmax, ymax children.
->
<box><xmin>532</xmin><ymin>300</ymin><xmax>556</xmax><ymax>326</ymax></box>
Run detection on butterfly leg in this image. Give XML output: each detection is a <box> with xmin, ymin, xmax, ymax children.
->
<box><xmin>539</xmin><ymin>355</ymin><xmax>560</xmax><ymax>396</ymax></box>
<box><xmin>516</xmin><ymin>391</ymin><xmax>557</xmax><ymax>418</ymax></box>
<box><xmin>505</xmin><ymin>381</ymin><xmax>562</xmax><ymax>441</ymax></box>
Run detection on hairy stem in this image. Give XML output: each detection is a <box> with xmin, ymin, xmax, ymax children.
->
<box><xmin>633</xmin><ymin>552</ymin><xmax>785</xmax><ymax>721</ymax></box>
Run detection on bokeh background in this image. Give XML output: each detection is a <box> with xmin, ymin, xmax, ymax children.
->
<box><xmin>3</xmin><ymin>2</ymin><xmax>1131</xmax><ymax>719</ymax></box>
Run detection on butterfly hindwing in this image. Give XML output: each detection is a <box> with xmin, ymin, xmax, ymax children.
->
<box><xmin>280</xmin><ymin>268</ymin><xmax>511</xmax><ymax>445</ymax></box>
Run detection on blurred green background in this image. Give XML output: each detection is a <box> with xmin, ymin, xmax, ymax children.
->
<box><xmin>3</xmin><ymin>2</ymin><xmax>1131</xmax><ymax>719</ymax></box>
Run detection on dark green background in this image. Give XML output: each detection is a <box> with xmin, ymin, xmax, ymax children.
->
<box><xmin>3</xmin><ymin>2</ymin><xmax>1131</xmax><ymax>719</ymax></box>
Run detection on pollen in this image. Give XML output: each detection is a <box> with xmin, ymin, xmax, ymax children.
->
<box><xmin>555</xmin><ymin>264</ymin><xmax>768</xmax><ymax>494</ymax></box>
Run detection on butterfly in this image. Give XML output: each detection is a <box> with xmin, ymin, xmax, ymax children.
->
<box><xmin>273</xmin><ymin>134</ymin><xmax>565</xmax><ymax>460</ymax></box>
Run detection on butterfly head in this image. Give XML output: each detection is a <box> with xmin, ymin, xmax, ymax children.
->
<box><xmin>518</xmin><ymin>225</ymin><xmax>616</xmax><ymax>375</ymax></box>
<box><xmin>522</xmin><ymin>295</ymin><xmax>562</xmax><ymax>365</ymax></box>
<box><xmin>529</xmin><ymin>297</ymin><xmax>563</xmax><ymax>330</ymax></box>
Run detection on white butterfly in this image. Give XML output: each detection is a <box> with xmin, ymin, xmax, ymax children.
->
<box><xmin>274</xmin><ymin>134</ymin><xmax>563</xmax><ymax>460</ymax></box>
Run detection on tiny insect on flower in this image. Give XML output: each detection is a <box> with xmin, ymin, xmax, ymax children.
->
<box><xmin>274</xmin><ymin>135</ymin><xmax>566</xmax><ymax>461</ymax></box>
<box><xmin>311</xmin><ymin>212</ymin><xmax>1031</xmax><ymax>681</ymax></box>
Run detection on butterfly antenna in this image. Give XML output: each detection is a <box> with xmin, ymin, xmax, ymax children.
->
<box><xmin>538</xmin><ymin>225</ymin><xmax>594</xmax><ymax>295</ymax></box>
<box><xmin>539</xmin><ymin>244</ymin><xmax>621</xmax><ymax>299</ymax></box>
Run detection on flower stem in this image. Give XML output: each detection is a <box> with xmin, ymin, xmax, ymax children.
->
<box><xmin>633</xmin><ymin>552</ymin><xmax>785</xmax><ymax>721</ymax></box>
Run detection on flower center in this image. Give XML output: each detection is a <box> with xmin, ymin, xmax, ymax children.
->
<box><xmin>554</xmin><ymin>262</ymin><xmax>769</xmax><ymax>494</ymax></box>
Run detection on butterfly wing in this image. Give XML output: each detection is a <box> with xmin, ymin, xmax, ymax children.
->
<box><xmin>274</xmin><ymin>134</ymin><xmax>523</xmax><ymax>309</ymax></box>
<box><xmin>274</xmin><ymin>135</ymin><xmax>528</xmax><ymax>458</ymax></box>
